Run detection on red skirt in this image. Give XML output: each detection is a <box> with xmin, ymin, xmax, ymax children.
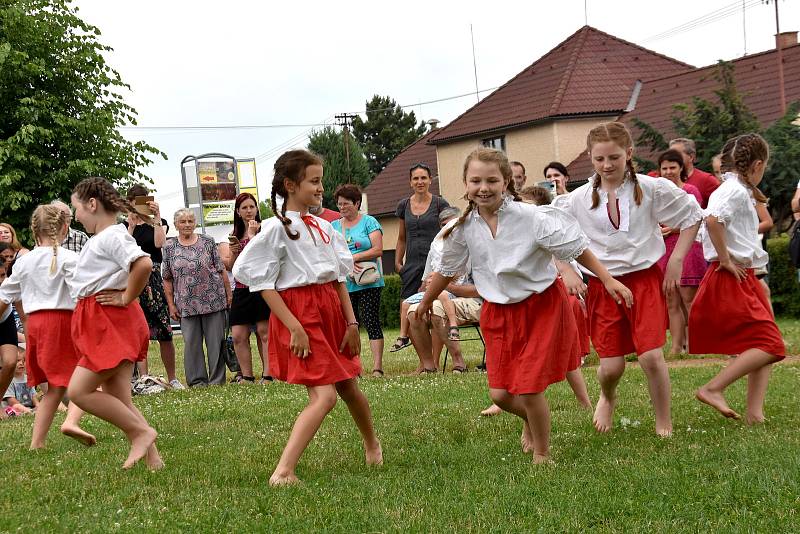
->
<box><xmin>25</xmin><ymin>310</ymin><xmax>79</xmax><ymax>388</ymax></box>
<box><xmin>72</xmin><ymin>296</ymin><xmax>149</xmax><ymax>373</ymax></box>
<box><xmin>268</xmin><ymin>282</ymin><xmax>361</xmax><ymax>386</ymax></box>
<box><xmin>587</xmin><ymin>264</ymin><xmax>667</xmax><ymax>358</ymax></box>
<box><xmin>569</xmin><ymin>294</ymin><xmax>590</xmax><ymax>362</ymax></box>
<box><xmin>689</xmin><ymin>264</ymin><xmax>785</xmax><ymax>358</ymax></box>
<box><xmin>482</xmin><ymin>279</ymin><xmax>578</xmax><ymax>395</ymax></box>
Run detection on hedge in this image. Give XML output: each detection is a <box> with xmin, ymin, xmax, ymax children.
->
<box><xmin>379</xmin><ymin>274</ymin><xmax>402</xmax><ymax>328</ymax></box>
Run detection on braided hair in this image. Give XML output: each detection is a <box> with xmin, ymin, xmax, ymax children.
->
<box><xmin>719</xmin><ymin>133</ymin><xmax>769</xmax><ymax>203</ymax></box>
<box><xmin>442</xmin><ymin>147</ymin><xmax>518</xmax><ymax>239</ymax></box>
<box><xmin>587</xmin><ymin>122</ymin><xmax>643</xmax><ymax>209</ymax></box>
<box><xmin>30</xmin><ymin>204</ymin><xmax>68</xmax><ymax>275</ymax></box>
<box><xmin>72</xmin><ymin>177</ymin><xmax>134</xmax><ymax>214</ymax></box>
<box><xmin>271</xmin><ymin>149</ymin><xmax>324</xmax><ymax>240</ymax></box>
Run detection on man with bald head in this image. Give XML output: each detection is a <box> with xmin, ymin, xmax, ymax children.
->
<box><xmin>51</xmin><ymin>199</ymin><xmax>89</xmax><ymax>253</ymax></box>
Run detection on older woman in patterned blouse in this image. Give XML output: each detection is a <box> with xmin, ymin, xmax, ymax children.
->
<box><xmin>162</xmin><ymin>209</ymin><xmax>232</xmax><ymax>387</ymax></box>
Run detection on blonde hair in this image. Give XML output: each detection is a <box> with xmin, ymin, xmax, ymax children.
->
<box><xmin>30</xmin><ymin>205</ymin><xmax>68</xmax><ymax>275</ymax></box>
<box><xmin>0</xmin><ymin>223</ymin><xmax>23</xmax><ymax>251</ymax></box>
<box><xmin>587</xmin><ymin>122</ymin><xmax>643</xmax><ymax>209</ymax></box>
<box><xmin>719</xmin><ymin>133</ymin><xmax>769</xmax><ymax>203</ymax></box>
<box><xmin>442</xmin><ymin>147</ymin><xmax>520</xmax><ymax>239</ymax></box>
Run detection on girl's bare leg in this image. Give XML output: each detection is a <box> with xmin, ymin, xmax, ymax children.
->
<box><xmin>745</xmin><ymin>364</ymin><xmax>772</xmax><ymax>424</ymax></box>
<box><xmin>594</xmin><ymin>356</ymin><xmax>625</xmax><ymax>433</ymax></box>
<box><xmin>666</xmin><ymin>290</ymin><xmax>687</xmax><ymax>354</ymax></box>
<box><xmin>256</xmin><ymin>320</ymin><xmax>270</xmax><ymax>377</ymax></box>
<box><xmin>566</xmin><ymin>369</ymin><xmax>593</xmax><ymax>410</ymax></box>
<box><xmin>60</xmin><ymin>402</ymin><xmax>96</xmax><ymax>446</ymax></box>
<box><xmin>68</xmin><ymin>362</ymin><xmax>156</xmax><ymax>469</ymax></box>
<box><xmin>231</xmin><ymin>325</ymin><xmax>254</xmax><ymax>378</ymax></box>
<box><xmin>0</xmin><ymin>345</ymin><xmax>17</xmax><ymax>405</ymax></box>
<box><xmin>335</xmin><ymin>378</ymin><xmax>382</xmax><ymax>465</ymax></box>
<box><xmin>270</xmin><ymin>384</ymin><xmax>338</xmax><ymax>486</ymax></box>
<box><xmin>638</xmin><ymin>348</ymin><xmax>672</xmax><ymax>437</ymax></box>
<box><xmin>520</xmin><ymin>393</ymin><xmax>552</xmax><ymax>463</ymax></box>
<box><xmin>30</xmin><ymin>386</ymin><xmax>66</xmax><ymax>449</ymax></box>
<box><xmin>489</xmin><ymin>388</ymin><xmax>535</xmax><ymax>453</ymax></box>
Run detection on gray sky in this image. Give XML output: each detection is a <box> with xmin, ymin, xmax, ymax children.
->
<box><xmin>74</xmin><ymin>0</ymin><xmax>799</xmax><ymax>221</ymax></box>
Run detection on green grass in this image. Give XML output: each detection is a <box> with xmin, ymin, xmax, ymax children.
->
<box><xmin>1</xmin><ymin>325</ymin><xmax>799</xmax><ymax>532</ymax></box>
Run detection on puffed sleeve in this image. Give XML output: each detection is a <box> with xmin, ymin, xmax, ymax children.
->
<box><xmin>432</xmin><ymin>220</ymin><xmax>470</xmax><ymax>277</ymax></box>
<box><xmin>0</xmin><ymin>269</ymin><xmax>22</xmax><ymax>304</ymax></box>
<box><xmin>552</xmin><ymin>190</ymin><xmax>575</xmax><ymax>214</ymax></box>
<box><xmin>232</xmin><ymin>226</ymin><xmax>284</xmax><ymax>291</ymax></box>
<box><xmin>105</xmin><ymin>227</ymin><xmax>149</xmax><ymax>272</ymax></box>
<box><xmin>704</xmin><ymin>183</ymin><xmax>747</xmax><ymax>226</ymax></box>
<box><xmin>331</xmin><ymin>228</ymin><xmax>354</xmax><ymax>282</ymax></box>
<box><xmin>534</xmin><ymin>206</ymin><xmax>590</xmax><ymax>261</ymax></box>
<box><xmin>652</xmin><ymin>177</ymin><xmax>704</xmax><ymax>230</ymax></box>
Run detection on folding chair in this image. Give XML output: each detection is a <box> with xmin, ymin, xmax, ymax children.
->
<box><xmin>442</xmin><ymin>323</ymin><xmax>486</xmax><ymax>373</ymax></box>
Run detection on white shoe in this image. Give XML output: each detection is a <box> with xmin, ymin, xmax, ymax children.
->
<box><xmin>169</xmin><ymin>379</ymin><xmax>185</xmax><ymax>390</ymax></box>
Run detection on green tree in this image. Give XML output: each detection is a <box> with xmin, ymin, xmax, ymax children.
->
<box><xmin>307</xmin><ymin>126</ymin><xmax>370</xmax><ymax>210</ymax></box>
<box><xmin>259</xmin><ymin>200</ymin><xmax>274</xmax><ymax>220</ymax></box>
<box><xmin>762</xmin><ymin>102</ymin><xmax>800</xmax><ymax>230</ymax></box>
<box><xmin>351</xmin><ymin>95</ymin><xmax>427</xmax><ymax>177</ymax></box>
<box><xmin>0</xmin><ymin>0</ymin><xmax>164</xmax><ymax>244</ymax></box>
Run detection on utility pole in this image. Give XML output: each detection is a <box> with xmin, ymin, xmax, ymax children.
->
<box><xmin>773</xmin><ymin>0</ymin><xmax>786</xmax><ymax>115</ymax></box>
<box><xmin>335</xmin><ymin>113</ymin><xmax>357</xmax><ymax>183</ymax></box>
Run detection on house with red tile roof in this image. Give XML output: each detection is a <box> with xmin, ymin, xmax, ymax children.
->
<box><xmin>365</xmin><ymin>25</ymin><xmax>799</xmax><ymax>262</ymax></box>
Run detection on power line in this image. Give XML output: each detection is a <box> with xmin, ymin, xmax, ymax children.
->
<box><xmin>642</xmin><ymin>0</ymin><xmax>761</xmax><ymax>44</ymax></box>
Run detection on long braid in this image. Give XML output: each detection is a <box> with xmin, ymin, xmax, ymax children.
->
<box><xmin>442</xmin><ymin>199</ymin><xmax>474</xmax><ymax>239</ymax></box>
<box><xmin>73</xmin><ymin>177</ymin><xmax>134</xmax><ymax>215</ymax></box>
<box><xmin>590</xmin><ymin>173</ymin><xmax>602</xmax><ymax>209</ymax></box>
<box><xmin>30</xmin><ymin>205</ymin><xmax>67</xmax><ymax>275</ymax></box>
<box><xmin>627</xmin><ymin>159</ymin><xmax>643</xmax><ymax>206</ymax></box>
<box><xmin>505</xmin><ymin>178</ymin><xmax>523</xmax><ymax>202</ymax></box>
<box><xmin>721</xmin><ymin>134</ymin><xmax>769</xmax><ymax>203</ymax></box>
<box><xmin>279</xmin><ymin>192</ymin><xmax>299</xmax><ymax>240</ymax></box>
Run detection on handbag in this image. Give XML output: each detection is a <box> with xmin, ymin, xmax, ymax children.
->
<box><xmin>336</xmin><ymin>219</ymin><xmax>382</xmax><ymax>286</ymax></box>
<box><xmin>221</xmin><ymin>315</ymin><xmax>240</xmax><ymax>373</ymax></box>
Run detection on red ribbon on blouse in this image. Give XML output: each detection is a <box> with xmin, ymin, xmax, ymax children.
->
<box><xmin>301</xmin><ymin>215</ymin><xmax>331</xmax><ymax>244</ymax></box>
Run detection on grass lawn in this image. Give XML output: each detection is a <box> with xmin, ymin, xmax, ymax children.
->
<box><xmin>1</xmin><ymin>323</ymin><xmax>799</xmax><ymax>532</ymax></box>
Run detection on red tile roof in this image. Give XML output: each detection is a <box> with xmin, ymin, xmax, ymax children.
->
<box><xmin>364</xmin><ymin>129</ymin><xmax>440</xmax><ymax>216</ymax></box>
<box><xmin>429</xmin><ymin>26</ymin><xmax>693</xmax><ymax>144</ymax></box>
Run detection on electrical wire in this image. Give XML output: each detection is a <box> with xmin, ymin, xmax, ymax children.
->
<box><xmin>642</xmin><ymin>0</ymin><xmax>762</xmax><ymax>44</ymax></box>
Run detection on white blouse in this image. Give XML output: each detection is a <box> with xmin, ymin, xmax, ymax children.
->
<box><xmin>232</xmin><ymin>211</ymin><xmax>353</xmax><ymax>292</ymax></box>
<box><xmin>553</xmin><ymin>173</ymin><xmax>703</xmax><ymax>276</ymax></box>
<box><xmin>701</xmin><ymin>173</ymin><xmax>767</xmax><ymax>269</ymax></box>
<box><xmin>0</xmin><ymin>246</ymin><xmax>79</xmax><ymax>313</ymax></box>
<box><xmin>71</xmin><ymin>224</ymin><xmax>149</xmax><ymax>299</ymax></box>
<box><xmin>433</xmin><ymin>198</ymin><xmax>589</xmax><ymax>304</ymax></box>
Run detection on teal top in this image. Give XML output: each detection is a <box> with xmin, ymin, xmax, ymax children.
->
<box><xmin>331</xmin><ymin>215</ymin><xmax>385</xmax><ymax>293</ymax></box>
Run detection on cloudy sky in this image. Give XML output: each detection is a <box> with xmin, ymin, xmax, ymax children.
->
<box><xmin>74</xmin><ymin>0</ymin><xmax>799</xmax><ymax>219</ymax></box>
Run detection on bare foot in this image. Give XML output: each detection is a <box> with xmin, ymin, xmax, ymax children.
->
<box><xmin>123</xmin><ymin>427</ymin><xmax>158</xmax><ymax>469</ymax></box>
<box><xmin>520</xmin><ymin>422</ymin><xmax>534</xmax><ymax>454</ymax></box>
<box><xmin>29</xmin><ymin>442</ymin><xmax>45</xmax><ymax>450</ymax></box>
<box><xmin>365</xmin><ymin>442</ymin><xmax>383</xmax><ymax>466</ymax></box>
<box><xmin>480</xmin><ymin>404</ymin><xmax>502</xmax><ymax>417</ymax></box>
<box><xmin>269</xmin><ymin>471</ymin><xmax>301</xmax><ymax>486</ymax></box>
<box><xmin>578</xmin><ymin>400</ymin><xmax>593</xmax><ymax>411</ymax></box>
<box><xmin>61</xmin><ymin>424</ymin><xmax>97</xmax><ymax>447</ymax></box>
<box><xmin>593</xmin><ymin>394</ymin><xmax>616</xmax><ymax>433</ymax></box>
<box><xmin>696</xmin><ymin>388</ymin><xmax>740</xmax><ymax>420</ymax></box>
<box><xmin>146</xmin><ymin>443</ymin><xmax>165</xmax><ymax>471</ymax></box>
<box><xmin>656</xmin><ymin>427</ymin><xmax>673</xmax><ymax>438</ymax></box>
<box><xmin>745</xmin><ymin>412</ymin><xmax>766</xmax><ymax>425</ymax></box>
<box><xmin>533</xmin><ymin>453</ymin><xmax>553</xmax><ymax>465</ymax></box>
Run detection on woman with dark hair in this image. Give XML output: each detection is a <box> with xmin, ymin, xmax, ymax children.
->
<box><xmin>220</xmin><ymin>192</ymin><xmax>271</xmax><ymax>383</ymax></box>
<box><xmin>542</xmin><ymin>161</ymin><xmax>570</xmax><ymax>195</ymax></box>
<box><xmin>124</xmin><ymin>184</ymin><xmax>182</xmax><ymax>389</ymax></box>
<box><xmin>655</xmin><ymin>149</ymin><xmax>707</xmax><ymax>354</ymax></box>
<box><xmin>331</xmin><ymin>184</ymin><xmax>385</xmax><ymax>376</ymax></box>
<box><xmin>392</xmin><ymin>163</ymin><xmax>450</xmax><ymax>351</ymax></box>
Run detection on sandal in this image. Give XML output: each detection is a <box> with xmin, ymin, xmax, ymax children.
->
<box><xmin>448</xmin><ymin>326</ymin><xmax>460</xmax><ymax>341</ymax></box>
<box><xmin>259</xmin><ymin>375</ymin><xmax>274</xmax><ymax>385</ymax></box>
<box><xmin>234</xmin><ymin>375</ymin><xmax>255</xmax><ymax>384</ymax></box>
<box><xmin>371</xmin><ymin>369</ymin><xmax>384</xmax><ymax>378</ymax></box>
<box><xmin>418</xmin><ymin>367</ymin><xmax>436</xmax><ymax>374</ymax></box>
<box><xmin>452</xmin><ymin>366</ymin><xmax>467</xmax><ymax>374</ymax></box>
<box><xmin>389</xmin><ymin>336</ymin><xmax>411</xmax><ymax>352</ymax></box>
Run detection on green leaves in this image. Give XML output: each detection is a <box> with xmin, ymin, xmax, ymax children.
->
<box><xmin>307</xmin><ymin>126</ymin><xmax>371</xmax><ymax>210</ymax></box>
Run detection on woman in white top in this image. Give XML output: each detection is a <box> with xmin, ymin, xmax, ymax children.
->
<box><xmin>0</xmin><ymin>205</ymin><xmax>93</xmax><ymax>449</ymax></box>
<box><xmin>554</xmin><ymin>122</ymin><xmax>704</xmax><ymax>437</ymax></box>
<box><xmin>233</xmin><ymin>150</ymin><xmax>381</xmax><ymax>486</ymax></box>
<box><xmin>689</xmin><ymin>133</ymin><xmax>784</xmax><ymax>424</ymax></box>
<box><xmin>68</xmin><ymin>178</ymin><xmax>162</xmax><ymax>470</ymax></box>
<box><xmin>417</xmin><ymin>147</ymin><xmax>631</xmax><ymax>464</ymax></box>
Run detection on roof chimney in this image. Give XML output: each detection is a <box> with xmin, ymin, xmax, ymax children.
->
<box><xmin>776</xmin><ymin>31</ymin><xmax>798</xmax><ymax>49</ymax></box>
<box><xmin>425</xmin><ymin>119</ymin><xmax>441</xmax><ymax>130</ymax></box>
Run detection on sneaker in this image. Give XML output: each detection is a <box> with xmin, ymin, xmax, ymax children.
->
<box><xmin>169</xmin><ymin>379</ymin><xmax>185</xmax><ymax>390</ymax></box>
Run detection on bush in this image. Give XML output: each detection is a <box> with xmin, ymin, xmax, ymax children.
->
<box><xmin>767</xmin><ymin>235</ymin><xmax>800</xmax><ymax>317</ymax></box>
<box><xmin>379</xmin><ymin>274</ymin><xmax>402</xmax><ymax>328</ymax></box>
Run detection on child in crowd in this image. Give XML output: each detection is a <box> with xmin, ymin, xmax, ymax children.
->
<box><xmin>0</xmin><ymin>264</ymin><xmax>19</xmax><ymax>408</ymax></box>
<box><xmin>67</xmin><ymin>177</ymin><xmax>162</xmax><ymax>469</ymax></box>
<box><xmin>3</xmin><ymin>348</ymin><xmax>38</xmax><ymax>415</ymax></box>
<box><xmin>417</xmin><ymin>147</ymin><xmax>631</xmax><ymax>463</ymax></box>
<box><xmin>689</xmin><ymin>133</ymin><xmax>784</xmax><ymax>423</ymax></box>
<box><xmin>0</xmin><ymin>205</ymin><xmax>94</xmax><ymax>447</ymax></box>
<box><xmin>233</xmin><ymin>150</ymin><xmax>381</xmax><ymax>485</ymax></box>
<box><xmin>554</xmin><ymin>122</ymin><xmax>704</xmax><ymax>437</ymax></box>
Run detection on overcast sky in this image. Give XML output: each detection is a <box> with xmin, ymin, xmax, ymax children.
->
<box><xmin>74</xmin><ymin>0</ymin><xmax>799</xmax><ymax>220</ymax></box>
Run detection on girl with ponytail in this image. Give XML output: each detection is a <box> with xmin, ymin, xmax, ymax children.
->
<box><xmin>689</xmin><ymin>133</ymin><xmax>784</xmax><ymax>424</ymax></box>
<box><xmin>233</xmin><ymin>149</ymin><xmax>381</xmax><ymax>486</ymax></box>
<box><xmin>553</xmin><ymin>121</ymin><xmax>704</xmax><ymax>437</ymax></box>
<box><xmin>418</xmin><ymin>147</ymin><xmax>631</xmax><ymax>464</ymax></box>
<box><xmin>0</xmin><ymin>205</ymin><xmax>93</xmax><ymax>449</ymax></box>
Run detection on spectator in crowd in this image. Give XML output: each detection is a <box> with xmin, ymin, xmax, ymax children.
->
<box><xmin>162</xmin><ymin>209</ymin><xmax>232</xmax><ymax>387</ymax></box>
<box><xmin>124</xmin><ymin>185</ymin><xmax>183</xmax><ymax>389</ymax></box>
<box><xmin>0</xmin><ymin>222</ymin><xmax>30</xmax><ymax>260</ymax></box>
<box><xmin>331</xmin><ymin>184</ymin><xmax>386</xmax><ymax>377</ymax></box>
<box><xmin>543</xmin><ymin>161</ymin><xmax>570</xmax><ymax>195</ymax></box>
<box><xmin>394</xmin><ymin>163</ymin><xmax>451</xmax><ymax>335</ymax></box>
<box><xmin>220</xmin><ymin>192</ymin><xmax>271</xmax><ymax>384</ymax></box>
<box><xmin>50</xmin><ymin>200</ymin><xmax>89</xmax><ymax>253</ymax></box>
<box><xmin>308</xmin><ymin>202</ymin><xmax>340</xmax><ymax>223</ymax></box>
<box><xmin>3</xmin><ymin>348</ymin><xmax>37</xmax><ymax>415</ymax></box>
<box><xmin>654</xmin><ymin>149</ymin><xmax>707</xmax><ymax>354</ymax></box>
<box><xmin>669</xmin><ymin>138</ymin><xmax>720</xmax><ymax>208</ymax></box>
<box><xmin>711</xmin><ymin>154</ymin><xmax>723</xmax><ymax>181</ymax></box>
<box><xmin>0</xmin><ymin>242</ymin><xmax>14</xmax><ymax>269</ymax></box>
<box><xmin>510</xmin><ymin>161</ymin><xmax>527</xmax><ymax>191</ymax></box>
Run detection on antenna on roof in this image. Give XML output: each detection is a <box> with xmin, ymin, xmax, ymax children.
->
<box><xmin>584</xmin><ymin>0</ymin><xmax>588</xmax><ymax>25</ymax></box>
<box><xmin>470</xmin><ymin>24</ymin><xmax>480</xmax><ymax>103</ymax></box>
